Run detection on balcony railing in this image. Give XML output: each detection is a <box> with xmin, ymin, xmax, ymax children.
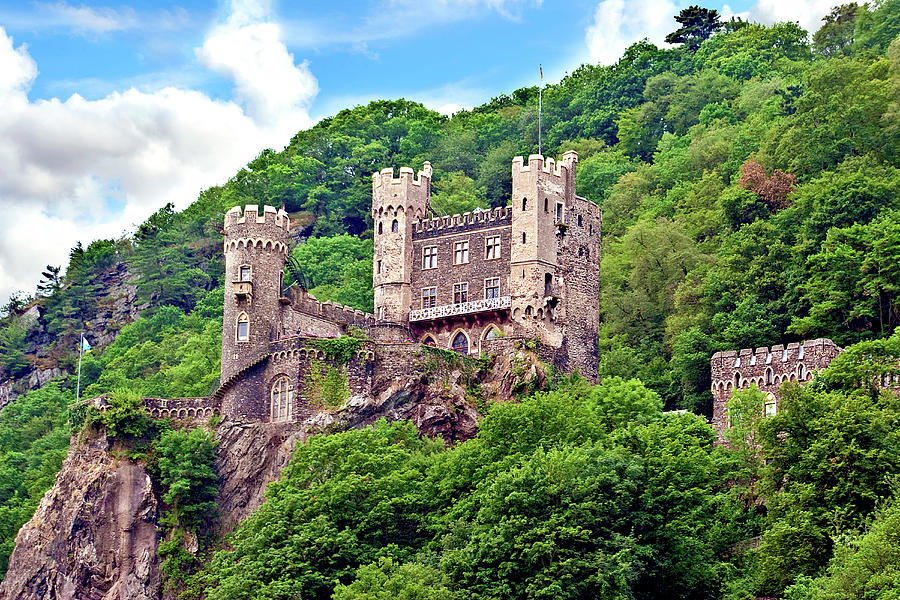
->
<box><xmin>409</xmin><ymin>295</ymin><xmax>511</xmax><ymax>322</ymax></box>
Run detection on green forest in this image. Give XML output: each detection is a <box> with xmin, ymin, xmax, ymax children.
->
<box><xmin>1</xmin><ymin>1</ymin><xmax>900</xmax><ymax>597</ymax></box>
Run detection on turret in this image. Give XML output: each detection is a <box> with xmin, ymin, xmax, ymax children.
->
<box><xmin>221</xmin><ymin>205</ymin><xmax>290</xmax><ymax>383</ymax></box>
<box><xmin>509</xmin><ymin>152</ymin><xmax>577</xmax><ymax>337</ymax></box>
<box><xmin>372</xmin><ymin>162</ymin><xmax>431</xmax><ymax>323</ymax></box>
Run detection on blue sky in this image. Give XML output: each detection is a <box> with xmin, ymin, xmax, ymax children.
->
<box><xmin>0</xmin><ymin>0</ymin><xmax>836</xmax><ymax>300</ymax></box>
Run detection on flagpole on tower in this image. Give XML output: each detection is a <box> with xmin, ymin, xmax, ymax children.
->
<box><xmin>538</xmin><ymin>64</ymin><xmax>543</xmax><ymax>156</ymax></box>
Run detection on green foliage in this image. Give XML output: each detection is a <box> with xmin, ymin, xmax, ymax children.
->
<box><xmin>333</xmin><ymin>557</ymin><xmax>456</xmax><ymax>600</ymax></box>
<box><xmin>665</xmin><ymin>5</ymin><xmax>723</xmax><ymax>52</ymax></box>
<box><xmin>152</xmin><ymin>427</ymin><xmax>218</xmax><ymax>529</ymax></box>
<box><xmin>288</xmin><ymin>235</ymin><xmax>374</xmax><ymax>313</ymax></box>
<box><xmin>305</xmin><ymin>360</ymin><xmax>351</xmax><ymax>409</ymax></box>
<box><xmin>784</xmin><ymin>493</ymin><xmax>900</xmax><ymax>600</ymax></box>
<box><xmin>99</xmin><ymin>389</ymin><xmax>152</xmax><ymax>441</ymax></box>
<box><xmin>191</xmin><ymin>380</ymin><xmax>754</xmax><ymax>600</ymax></box>
<box><xmin>0</xmin><ymin>384</ymin><xmax>71</xmax><ymax>575</ymax></box>
<box><xmin>429</xmin><ymin>172</ymin><xmax>489</xmax><ymax>216</ymax></box>
<box><xmin>306</xmin><ymin>335</ymin><xmax>366</xmax><ymax>364</ymax></box>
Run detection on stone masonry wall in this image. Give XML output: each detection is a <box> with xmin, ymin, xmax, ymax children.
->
<box><xmin>710</xmin><ymin>338</ymin><xmax>843</xmax><ymax>437</ymax></box>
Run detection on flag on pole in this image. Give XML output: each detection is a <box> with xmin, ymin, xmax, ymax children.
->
<box><xmin>81</xmin><ymin>336</ymin><xmax>91</xmax><ymax>353</ymax></box>
<box><xmin>540</xmin><ymin>64</ymin><xmax>543</xmax><ymax>80</ymax></box>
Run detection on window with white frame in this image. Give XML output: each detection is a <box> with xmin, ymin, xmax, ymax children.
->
<box><xmin>485</xmin><ymin>235</ymin><xmax>501</xmax><ymax>260</ymax></box>
<box><xmin>484</xmin><ymin>277</ymin><xmax>500</xmax><ymax>299</ymax></box>
<box><xmin>239</xmin><ymin>265</ymin><xmax>251</xmax><ymax>281</ymax></box>
<box><xmin>422</xmin><ymin>287</ymin><xmax>436</xmax><ymax>309</ymax></box>
<box><xmin>236</xmin><ymin>313</ymin><xmax>249</xmax><ymax>342</ymax></box>
<box><xmin>454</xmin><ymin>241</ymin><xmax>469</xmax><ymax>265</ymax></box>
<box><xmin>271</xmin><ymin>376</ymin><xmax>294</xmax><ymax>422</ymax></box>
<box><xmin>453</xmin><ymin>282</ymin><xmax>468</xmax><ymax>304</ymax></box>
<box><xmin>764</xmin><ymin>396</ymin><xmax>777</xmax><ymax>417</ymax></box>
<box><xmin>423</xmin><ymin>246</ymin><xmax>437</xmax><ymax>269</ymax></box>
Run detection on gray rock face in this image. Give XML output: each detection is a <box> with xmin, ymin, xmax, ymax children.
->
<box><xmin>0</xmin><ymin>347</ymin><xmax>550</xmax><ymax>598</ymax></box>
<box><xmin>0</xmin><ymin>432</ymin><xmax>161</xmax><ymax>600</ymax></box>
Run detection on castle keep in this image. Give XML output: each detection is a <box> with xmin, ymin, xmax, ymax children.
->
<box><xmin>198</xmin><ymin>152</ymin><xmax>602</xmax><ymax>423</ymax></box>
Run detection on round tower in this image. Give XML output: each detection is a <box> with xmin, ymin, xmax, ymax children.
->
<box><xmin>372</xmin><ymin>162</ymin><xmax>431</xmax><ymax>323</ymax></box>
<box><xmin>221</xmin><ymin>204</ymin><xmax>290</xmax><ymax>384</ymax></box>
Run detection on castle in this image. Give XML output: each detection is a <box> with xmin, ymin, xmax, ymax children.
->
<box><xmin>710</xmin><ymin>338</ymin><xmax>844</xmax><ymax>436</ymax></box>
<box><xmin>185</xmin><ymin>151</ymin><xmax>602</xmax><ymax>423</ymax></box>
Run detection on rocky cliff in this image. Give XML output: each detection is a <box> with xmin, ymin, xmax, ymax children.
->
<box><xmin>0</xmin><ymin>431</ymin><xmax>161</xmax><ymax>600</ymax></box>
<box><xmin>0</xmin><ymin>346</ymin><xmax>548</xmax><ymax>599</ymax></box>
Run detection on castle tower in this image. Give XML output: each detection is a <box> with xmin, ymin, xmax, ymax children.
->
<box><xmin>221</xmin><ymin>205</ymin><xmax>290</xmax><ymax>384</ymax></box>
<box><xmin>372</xmin><ymin>162</ymin><xmax>432</xmax><ymax>323</ymax></box>
<box><xmin>509</xmin><ymin>152</ymin><xmax>578</xmax><ymax>340</ymax></box>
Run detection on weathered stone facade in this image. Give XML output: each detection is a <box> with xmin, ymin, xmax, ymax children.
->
<box><xmin>373</xmin><ymin>152</ymin><xmax>602</xmax><ymax>378</ymax></box>
<box><xmin>164</xmin><ymin>152</ymin><xmax>600</xmax><ymax>425</ymax></box>
<box><xmin>710</xmin><ymin>338</ymin><xmax>843</xmax><ymax>438</ymax></box>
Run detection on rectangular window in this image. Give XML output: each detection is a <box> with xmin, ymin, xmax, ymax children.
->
<box><xmin>454</xmin><ymin>241</ymin><xmax>469</xmax><ymax>265</ymax></box>
<box><xmin>556</xmin><ymin>203</ymin><xmax>563</xmax><ymax>222</ymax></box>
<box><xmin>485</xmin><ymin>278</ymin><xmax>500</xmax><ymax>299</ymax></box>
<box><xmin>765</xmin><ymin>401</ymin><xmax>777</xmax><ymax>417</ymax></box>
<box><xmin>421</xmin><ymin>287</ymin><xmax>436</xmax><ymax>309</ymax></box>
<box><xmin>377</xmin><ymin>260</ymin><xmax>382</xmax><ymax>274</ymax></box>
<box><xmin>239</xmin><ymin>266</ymin><xmax>251</xmax><ymax>281</ymax></box>
<box><xmin>453</xmin><ymin>282</ymin><xmax>468</xmax><ymax>304</ymax></box>
<box><xmin>485</xmin><ymin>235</ymin><xmax>501</xmax><ymax>260</ymax></box>
<box><xmin>422</xmin><ymin>246</ymin><xmax>437</xmax><ymax>269</ymax></box>
<box><xmin>237</xmin><ymin>321</ymin><xmax>249</xmax><ymax>341</ymax></box>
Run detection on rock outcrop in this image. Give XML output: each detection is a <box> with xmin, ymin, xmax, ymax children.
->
<box><xmin>0</xmin><ymin>346</ymin><xmax>552</xmax><ymax>598</ymax></box>
<box><xmin>0</xmin><ymin>432</ymin><xmax>161</xmax><ymax>600</ymax></box>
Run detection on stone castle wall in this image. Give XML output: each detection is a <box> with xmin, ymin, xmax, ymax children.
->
<box><xmin>710</xmin><ymin>338</ymin><xmax>843</xmax><ymax>435</ymax></box>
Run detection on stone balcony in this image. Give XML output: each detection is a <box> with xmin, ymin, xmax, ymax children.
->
<box><xmin>409</xmin><ymin>295</ymin><xmax>511</xmax><ymax>323</ymax></box>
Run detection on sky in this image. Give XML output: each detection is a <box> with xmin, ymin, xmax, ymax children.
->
<box><xmin>0</xmin><ymin>0</ymin><xmax>841</xmax><ymax>302</ymax></box>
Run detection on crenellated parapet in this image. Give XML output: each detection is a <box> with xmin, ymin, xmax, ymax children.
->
<box><xmin>287</xmin><ymin>288</ymin><xmax>376</xmax><ymax>328</ymax></box>
<box><xmin>223</xmin><ymin>205</ymin><xmax>291</xmax><ymax>257</ymax></box>
<box><xmin>412</xmin><ymin>206</ymin><xmax>511</xmax><ymax>239</ymax></box>
<box><xmin>224</xmin><ymin>204</ymin><xmax>290</xmax><ymax>232</ymax></box>
<box><xmin>371</xmin><ymin>162</ymin><xmax>432</xmax><ymax>221</ymax></box>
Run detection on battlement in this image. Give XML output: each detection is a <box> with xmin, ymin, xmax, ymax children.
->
<box><xmin>512</xmin><ymin>151</ymin><xmax>578</xmax><ymax>180</ymax></box>
<box><xmin>412</xmin><ymin>206</ymin><xmax>512</xmax><ymax>238</ymax></box>
<box><xmin>710</xmin><ymin>338</ymin><xmax>842</xmax><ymax>369</ymax></box>
<box><xmin>372</xmin><ymin>161</ymin><xmax>433</xmax><ymax>191</ymax></box>
<box><xmin>224</xmin><ymin>204</ymin><xmax>291</xmax><ymax>232</ymax></box>
<box><xmin>287</xmin><ymin>288</ymin><xmax>376</xmax><ymax>328</ymax></box>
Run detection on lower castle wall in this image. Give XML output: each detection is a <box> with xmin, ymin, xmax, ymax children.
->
<box><xmin>709</xmin><ymin>338</ymin><xmax>843</xmax><ymax>437</ymax></box>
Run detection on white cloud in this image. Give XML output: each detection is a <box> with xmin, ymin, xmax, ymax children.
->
<box><xmin>746</xmin><ymin>0</ymin><xmax>834</xmax><ymax>35</ymax></box>
<box><xmin>197</xmin><ymin>4</ymin><xmax>317</xmax><ymax>125</ymax></box>
<box><xmin>585</xmin><ymin>0</ymin><xmax>678</xmax><ymax>65</ymax></box>
<box><xmin>37</xmin><ymin>1</ymin><xmax>138</xmax><ymax>34</ymax></box>
<box><xmin>0</xmin><ymin>0</ymin><xmax>318</xmax><ymax>302</ymax></box>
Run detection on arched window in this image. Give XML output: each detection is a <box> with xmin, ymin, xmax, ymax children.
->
<box><xmin>422</xmin><ymin>335</ymin><xmax>436</xmax><ymax>346</ymax></box>
<box><xmin>798</xmin><ymin>364</ymin><xmax>806</xmax><ymax>380</ymax></box>
<box><xmin>734</xmin><ymin>372</ymin><xmax>740</xmax><ymax>388</ymax></box>
<box><xmin>378</xmin><ymin>222</ymin><xmax>383</xmax><ymax>234</ymax></box>
<box><xmin>451</xmin><ymin>332</ymin><xmax>469</xmax><ymax>354</ymax></box>
<box><xmin>236</xmin><ymin>312</ymin><xmax>249</xmax><ymax>342</ymax></box>
<box><xmin>484</xmin><ymin>326</ymin><xmax>501</xmax><ymax>341</ymax></box>
<box><xmin>766</xmin><ymin>368</ymin><xmax>773</xmax><ymax>385</ymax></box>
<box><xmin>522</xmin><ymin>197</ymin><xmax>527</xmax><ymax>211</ymax></box>
<box><xmin>391</xmin><ymin>219</ymin><xmax>399</xmax><ymax>232</ymax></box>
<box><xmin>271</xmin><ymin>376</ymin><xmax>294</xmax><ymax>422</ymax></box>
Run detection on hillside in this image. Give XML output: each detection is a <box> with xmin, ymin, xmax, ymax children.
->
<box><xmin>0</xmin><ymin>2</ymin><xmax>899</xmax><ymax>598</ymax></box>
